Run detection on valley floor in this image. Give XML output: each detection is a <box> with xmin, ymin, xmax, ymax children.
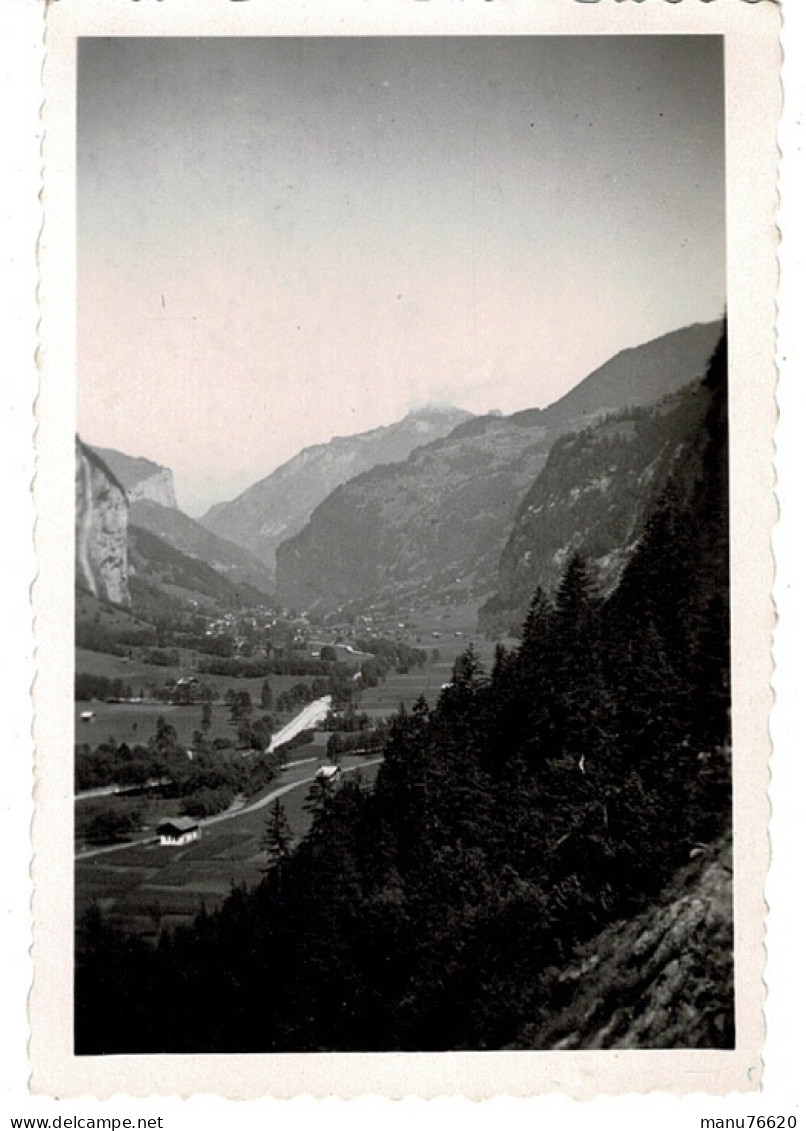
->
<box><xmin>75</xmin><ymin>752</ymin><xmax>382</xmax><ymax>939</ymax></box>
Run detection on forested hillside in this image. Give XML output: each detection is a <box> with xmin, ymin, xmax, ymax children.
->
<box><xmin>200</xmin><ymin>405</ymin><xmax>472</xmax><ymax>571</ymax></box>
<box><xmin>129</xmin><ymin>499</ymin><xmax>274</xmax><ymax>596</ymax></box>
<box><xmin>275</xmin><ymin>322</ymin><xmax>721</xmax><ymax>613</ymax></box>
<box><xmin>127</xmin><ymin>525</ymin><xmax>272</xmax><ymax>619</ymax></box>
<box><xmin>481</xmin><ymin>381</ymin><xmax>712</xmax><ymax>635</ymax></box>
<box><xmin>76</xmin><ymin>328</ymin><xmax>730</xmax><ymax>1054</ymax></box>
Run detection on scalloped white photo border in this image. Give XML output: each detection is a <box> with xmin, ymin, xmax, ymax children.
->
<box><xmin>29</xmin><ymin>0</ymin><xmax>780</xmax><ymax>1100</ymax></box>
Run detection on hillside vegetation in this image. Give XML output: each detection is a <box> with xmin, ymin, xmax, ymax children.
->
<box><xmin>276</xmin><ymin>322</ymin><xmax>721</xmax><ymax>613</ymax></box>
<box><xmin>514</xmin><ymin>836</ymin><xmax>733</xmax><ymax>1050</ymax></box>
<box><xmin>481</xmin><ymin>381</ymin><xmax>711</xmax><ymax>635</ymax></box>
<box><xmin>129</xmin><ymin>500</ymin><xmax>273</xmax><ymax>596</ymax></box>
<box><xmin>127</xmin><ymin>524</ymin><xmax>271</xmax><ymax>618</ymax></box>
<box><xmin>76</xmin><ymin>328</ymin><xmax>730</xmax><ymax>1054</ymax></box>
<box><xmin>201</xmin><ymin>405</ymin><xmax>473</xmax><ymax>571</ymax></box>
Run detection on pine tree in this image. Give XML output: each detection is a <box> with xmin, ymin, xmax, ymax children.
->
<box><xmin>262</xmin><ymin>799</ymin><xmax>293</xmax><ymax>871</ymax></box>
<box><xmin>512</xmin><ymin>585</ymin><xmax>557</xmax><ymax>768</ymax></box>
<box><xmin>303</xmin><ymin>775</ymin><xmax>334</xmax><ymax>822</ymax></box>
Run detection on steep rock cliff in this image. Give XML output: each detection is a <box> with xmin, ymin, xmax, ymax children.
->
<box><xmin>514</xmin><ymin>838</ymin><xmax>733</xmax><ymax>1050</ymax></box>
<box><xmin>75</xmin><ymin>438</ymin><xmax>130</xmax><ymax>606</ymax></box>
<box><xmin>91</xmin><ymin>446</ymin><xmax>178</xmax><ymax>510</ymax></box>
<box><xmin>91</xmin><ymin>446</ymin><xmax>273</xmax><ymax>594</ymax></box>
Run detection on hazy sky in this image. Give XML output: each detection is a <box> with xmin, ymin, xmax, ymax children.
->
<box><xmin>78</xmin><ymin>36</ymin><xmax>725</xmax><ymax>516</ymax></box>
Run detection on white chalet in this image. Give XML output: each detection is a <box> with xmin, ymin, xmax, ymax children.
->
<box><xmin>156</xmin><ymin>817</ymin><xmax>201</xmax><ymax>847</ymax></box>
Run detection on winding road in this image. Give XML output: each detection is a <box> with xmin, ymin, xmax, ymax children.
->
<box><xmin>76</xmin><ymin>756</ymin><xmax>382</xmax><ymax>861</ymax></box>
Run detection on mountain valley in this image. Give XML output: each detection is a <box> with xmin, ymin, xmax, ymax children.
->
<box><xmin>275</xmin><ymin>321</ymin><xmax>722</xmax><ymax>614</ymax></box>
<box><xmin>75</xmin><ymin>320</ymin><xmax>733</xmax><ymax>1053</ymax></box>
<box><xmin>200</xmin><ymin>404</ymin><xmax>473</xmax><ymax>571</ymax></box>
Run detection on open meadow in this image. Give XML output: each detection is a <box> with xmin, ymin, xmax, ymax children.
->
<box><xmin>76</xmin><ymin>646</ymin><xmax>314</xmax><ymax>699</ymax></box>
<box><xmin>76</xmin><ymin>700</ymin><xmax>238</xmax><ymax>750</ymax></box>
<box><xmin>358</xmin><ymin>600</ymin><xmax>518</xmax><ymax>715</ymax></box>
<box><xmin>75</xmin><ymin>646</ymin><xmax>331</xmax><ymax>750</ymax></box>
<box><xmin>73</xmin><ymin>599</ymin><xmax>514</xmax><ymax>937</ymax></box>
<box><xmin>75</xmin><ymin>754</ymin><xmax>381</xmax><ymax>939</ymax></box>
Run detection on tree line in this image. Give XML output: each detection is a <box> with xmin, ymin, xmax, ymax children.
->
<box><xmin>75</xmin><ymin>711</ymin><xmax>284</xmax><ymax>835</ymax></box>
<box><xmin>75</xmin><ymin>329</ymin><xmax>731</xmax><ymax>1053</ymax></box>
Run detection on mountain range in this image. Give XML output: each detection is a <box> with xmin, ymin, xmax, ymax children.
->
<box><xmin>88</xmin><ymin>446</ymin><xmax>274</xmax><ymax>597</ymax></box>
<box><xmin>76</xmin><ymin>407</ymin><xmax>475</xmax><ymax>618</ymax></box>
<box><xmin>275</xmin><ymin>321</ymin><xmax>723</xmax><ymax>614</ymax></box>
<box><xmin>77</xmin><ymin>319</ymin><xmax>723</xmax><ymax>628</ymax></box>
<box><xmin>199</xmin><ymin>404</ymin><xmax>473</xmax><ymax>571</ymax></box>
<box><xmin>75</xmin><ymin>320</ymin><xmax>732</xmax><ymax>1054</ymax></box>
<box><xmin>75</xmin><ymin>442</ymin><xmax>275</xmax><ymax>623</ymax></box>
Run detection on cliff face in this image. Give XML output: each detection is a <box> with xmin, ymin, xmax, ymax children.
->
<box><xmin>75</xmin><ymin>438</ymin><xmax>130</xmax><ymax>606</ymax></box>
<box><xmin>91</xmin><ymin>446</ymin><xmax>178</xmax><ymax>510</ymax></box>
<box><xmin>88</xmin><ymin>446</ymin><xmax>272</xmax><ymax>594</ymax></box>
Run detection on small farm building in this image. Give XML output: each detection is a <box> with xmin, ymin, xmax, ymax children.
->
<box><xmin>156</xmin><ymin>817</ymin><xmax>201</xmax><ymax>847</ymax></box>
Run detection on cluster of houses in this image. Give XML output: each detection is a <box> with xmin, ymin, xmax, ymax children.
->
<box><xmin>201</xmin><ymin>610</ymin><xmax>314</xmax><ymax>661</ymax></box>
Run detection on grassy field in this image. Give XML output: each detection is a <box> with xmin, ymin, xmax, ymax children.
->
<box><xmin>75</xmin><ymin>702</ymin><xmax>335</xmax><ymax>755</ymax></box>
<box><xmin>358</xmin><ymin>601</ymin><xmax>518</xmax><ymax>715</ymax></box>
<box><xmin>75</xmin><ymin>590</ymin><xmax>153</xmax><ymax>633</ymax></box>
<box><xmin>76</xmin><ymin>699</ymin><xmax>248</xmax><ymax>750</ymax></box>
<box><xmin>75</xmin><ymin>644</ymin><xmax>331</xmax><ymax>751</ymax></box>
<box><xmin>76</xmin><ymin>647</ymin><xmax>314</xmax><ymax>698</ymax></box>
<box><xmin>73</xmin><ymin>596</ymin><xmax>516</xmax><ymax>939</ymax></box>
<box><xmin>75</xmin><ymin>756</ymin><xmax>381</xmax><ymax>939</ymax></box>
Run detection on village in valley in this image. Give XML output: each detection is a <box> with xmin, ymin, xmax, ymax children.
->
<box><xmin>71</xmin><ymin>36</ymin><xmax>737</xmax><ymax>1054</ymax></box>
<box><xmin>75</xmin><ymin>587</ymin><xmax>501</xmax><ymax>941</ymax></box>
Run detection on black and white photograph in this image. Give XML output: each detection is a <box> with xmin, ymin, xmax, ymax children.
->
<box><xmin>24</xmin><ymin>0</ymin><xmax>783</xmax><ymax>1101</ymax></box>
<box><xmin>71</xmin><ymin>32</ymin><xmax>734</xmax><ymax>1056</ymax></box>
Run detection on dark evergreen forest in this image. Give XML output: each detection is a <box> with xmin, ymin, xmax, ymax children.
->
<box><xmin>75</xmin><ymin>329</ymin><xmax>731</xmax><ymax>1054</ymax></box>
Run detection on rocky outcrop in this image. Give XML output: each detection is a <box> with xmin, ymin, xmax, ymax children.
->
<box><xmin>75</xmin><ymin>438</ymin><xmax>130</xmax><ymax>606</ymax></box>
<box><xmin>200</xmin><ymin>405</ymin><xmax>473</xmax><ymax>571</ymax></box>
<box><xmin>91</xmin><ymin>446</ymin><xmax>178</xmax><ymax>510</ymax></box>
<box><xmin>514</xmin><ymin>838</ymin><xmax>734</xmax><ymax>1050</ymax></box>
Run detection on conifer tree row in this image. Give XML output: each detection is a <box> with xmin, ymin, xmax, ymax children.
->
<box><xmin>75</xmin><ymin>327</ymin><xmax>731</xmax><ymax>1054</ymax></box>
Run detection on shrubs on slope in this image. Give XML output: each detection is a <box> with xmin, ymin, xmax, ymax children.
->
<box><xmin>75</xmin><ymin>329</ymin><xmax>731</xmax><ymax>1054</ymax></box>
